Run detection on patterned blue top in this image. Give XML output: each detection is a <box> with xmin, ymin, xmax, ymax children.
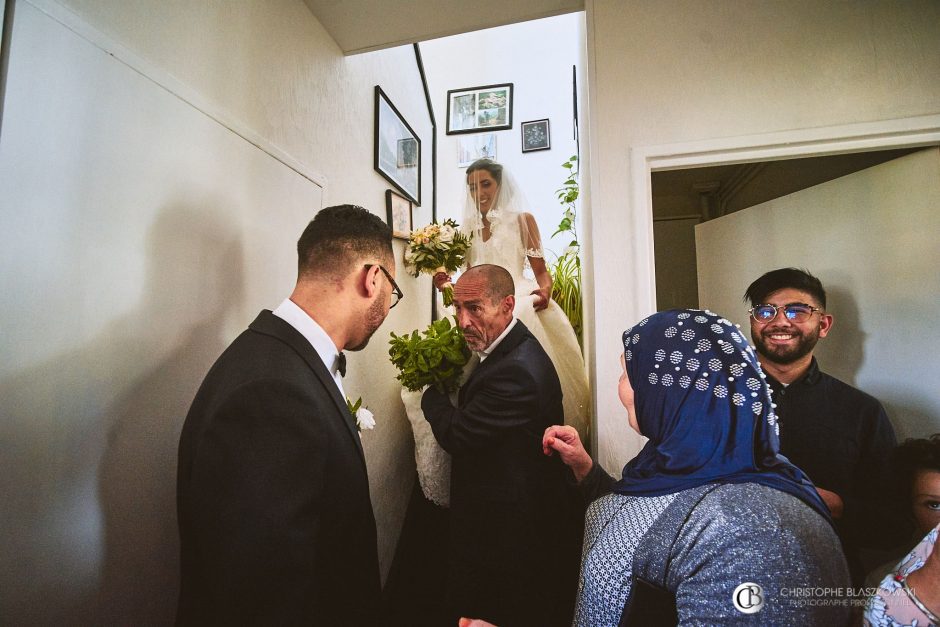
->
<box><xmin>575</xmin><ymin>492</ymin><xmax>676</xmax><ymax>626</ymax></box>
<box><xmin>575</xmin><ymin>482</ymin><xmax>851</xmax><ymax>626</ymax></box>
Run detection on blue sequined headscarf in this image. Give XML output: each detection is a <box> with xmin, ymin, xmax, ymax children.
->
<box><xmin>613</xmin><ymin>309</ymin><xmax>831</xmax><ymax>521</ymax></box>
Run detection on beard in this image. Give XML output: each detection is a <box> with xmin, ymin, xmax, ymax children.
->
<box><xmin>751</xmin><ymin>324</ymin><xmax>821</xmax><ymax>365</ymax></box>
<box><xmin>348</xmin><ymin>294</ymin><xmax>387</xmax><ymax>352</ymax></box>
<box><xmin>462</xmin><ymin>330</ymin><xmax>487</xmax><ymax>352</ymax></box>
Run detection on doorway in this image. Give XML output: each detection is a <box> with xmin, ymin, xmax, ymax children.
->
<box><xmin>651</xmin><ymin>147</ymin><xmax>920</xmax><ymax>310</ymax></box>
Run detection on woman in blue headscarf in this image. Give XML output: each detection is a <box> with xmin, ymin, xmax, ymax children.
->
<box><xmin>543</xmin><ymin>309</ymin><xmax>851</xmax><ymax>626</ymax></box>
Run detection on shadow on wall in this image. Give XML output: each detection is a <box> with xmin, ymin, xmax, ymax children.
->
<box><xmin>815</xmin><ymin>285</ymin><xmax>938</xmax><ymax>442</ymax></box>
<box><xmin>816</xmin><ymin>286</ymin><xmax>865</xmax><ymax>388</ymax></box>
<box><xmin>0</xmin><ymin>204</ymin><xmax>244</xmax><ymax>624</ymax></box>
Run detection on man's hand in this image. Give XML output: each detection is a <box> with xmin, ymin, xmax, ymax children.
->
<box><xmin>816</xmin><ymin>487</ymin><xmax>844</xmax><ymax>519</ymax></box>
<box><xmin>433</xmin><ymin>272</ymin><xmax>452</xmax><ymax>290</ymax></box>
<box><xmin>542</xmin><ymin>425</ymin><xmax>593</xmax><ymax>483</ymax></box>
<box><xmin>530</xmin><ymin>286</ymin><xmax>551</xmax><ymax>311</ymax></box>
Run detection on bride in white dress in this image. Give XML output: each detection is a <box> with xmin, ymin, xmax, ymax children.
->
<box><xmin>438</xmin><ymin>158</ymin><xmax>591</xmax><ymax>442</ymax></box>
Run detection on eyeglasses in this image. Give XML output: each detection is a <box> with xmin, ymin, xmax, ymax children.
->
<box><xmin>366</xmin><ymin>264</ymin><xmax>403</xmax><ymax>309</ymax></box>
<box><xmin>749</xmin><ymin>303</ymin><xmax>822</xmax><ymax>324</ymax></box>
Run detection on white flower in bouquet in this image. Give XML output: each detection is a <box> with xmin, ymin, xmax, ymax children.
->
<box><xmin>438</xmin><ymin>224</ymin><xmax>456</xmax><ymax>243</ymax></box>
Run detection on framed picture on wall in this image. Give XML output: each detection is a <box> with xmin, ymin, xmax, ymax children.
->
<box><xmin>521</xmin><ymin>119</ymin><xmax>551</xmax><ymax>152</ymax></box>
<box><xmin>446</xmin><ymin>83</ymin><xmax>513</xmax><ymax>135</ymax></box>
<box><xmin>457</xmin><ymin>133</ymin><xmax>497</xmax><ymax>167</ymax></box>
<box><xmin>375</xmin><ymin>86</ymin><xmax>421</xmax><ymax>205</ymax></box>
<box><xmin>386</xmin><ymin>189</ymin><xmax>413</xmax><ymax>240</ymax></box>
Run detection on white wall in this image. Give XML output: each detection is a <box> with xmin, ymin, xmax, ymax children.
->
<box><xmin>0</xmin><ymin>0</ymin><xmax>432</xmax><ymax>623</ymax></box>
<box><xmin>420</xmin><ymin>12</ymin><xmax>584</xmax><ymax>256</ymax></box>
<box><xmin>585</xmin><ymin>0</ymin><xmax>940</xmax><ymax>473</ymax></box>
<box><xmin>696</xmin><ymin>148</ymin><xmax>940</xmax><ymax>441</ymax></box>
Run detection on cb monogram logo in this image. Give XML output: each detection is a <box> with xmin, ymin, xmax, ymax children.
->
<box><xmin>732</xmin><ymin>582</ymin><xmax>765</xmax><ymax>614</ymax></box>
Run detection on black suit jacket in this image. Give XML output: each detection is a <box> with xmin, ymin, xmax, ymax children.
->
<box><xmin>176</xmin><ymin>310</ymin><xmax>380</xmax><ymax>625</ymax></box>
<box><xmin>421</xmin><ymin>321</ymin><xmax>580</xmax><ymax>627</ymax></box>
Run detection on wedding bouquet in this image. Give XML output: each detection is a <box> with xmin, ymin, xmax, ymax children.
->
<box><xmin>403</xmin><ymin>219</ymin><xmax>472</xmax><ymax>306</ymax></box>
<box><xmin>389</xmin><ymin>317</ymin><xmax>473</xmax><ymax>507</ymax></box>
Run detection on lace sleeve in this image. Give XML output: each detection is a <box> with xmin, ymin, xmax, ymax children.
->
<box><xmin>520</xmin><ymin>213</ymin><xmax>544</xmax><ymax>258</ymax></box>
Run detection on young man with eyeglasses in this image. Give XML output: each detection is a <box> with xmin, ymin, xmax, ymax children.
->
<box><xmin>177</xmin><ymin>205</ymin><xmax>400</xmax><ymax>625</ymax></box>
<box><xmin>744</xmin><ymin>267</ymin><xmax>901</xmax><ymax>584</ymax></box>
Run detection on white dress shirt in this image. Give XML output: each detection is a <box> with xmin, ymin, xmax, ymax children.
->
<box><xmin>273</xmin><ymin>298</ymin><xmax>346</xmax><ymax>398</ymax></box>
<box><xmin>478</xmin><ymin>317</ymin><xmax>518</xmax><ymax>363</ymax></box>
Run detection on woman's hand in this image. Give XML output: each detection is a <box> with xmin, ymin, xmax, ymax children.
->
<box><xmin>815</xmin><ymin>487</ymin><xmax>844</xmax><ymax>519</ymax></box>
<box><xmin>433</xmin><ymin>272</ymin><xmax>452</xmax><ymax>290</ymax></box>
<box><xmin>530</xmin><ymin>285</ymin><xmax>551</xmax><ymax>311</ymax></box>
<box><xmin>542</xmin><ymin>425</ymin><xmax>593</xmax><ymax>483</ymax></box>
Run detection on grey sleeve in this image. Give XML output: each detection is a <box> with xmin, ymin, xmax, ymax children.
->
<box><xmin>665</xmin><ymin>484</ymin><xmax>852</xmax><ymax>626</ymax></box>
<box><xmin>576</xmin><ymin>462</ymin><xmax>617</xmax><ymax>504</ymax></box>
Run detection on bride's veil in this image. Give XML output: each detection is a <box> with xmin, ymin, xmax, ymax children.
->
<box><xmin>459</xmin><ymin>159</ymin><xmax>544</xmax><ymax>268</ymax></box>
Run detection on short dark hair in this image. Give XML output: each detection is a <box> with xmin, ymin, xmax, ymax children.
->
<box><xmin>466</xmin><ymin>264</ymin><xmax>515</xmax><ymax>304</ymax></box>
<box><xmin>743</xmin><ymin>267</ymin><xmax>827</xmax><ymax>309</ymax></box>
<box><xmin>891</xmin><ymin>434</ymin><xmax>940</xmax><ymax>507</ymax></box>
<box><xmin>297</xmin><ymin>205</ymin><xmax>392</xmax><ymax>280</ymax></box>
<box><xmin>466</xmin><ymin>159</ymin><xmax>503</xmax><ymax>185</ymax></box>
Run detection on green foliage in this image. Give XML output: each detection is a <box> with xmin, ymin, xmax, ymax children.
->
<box><xmin>388</xmin><ymin>317</ymin><xmax>471</xmax><ymax>393</ymax></box>
<box><xmin>345</xmin><ymin>396</ymin><xmax>362</xmax><ymax>414</ymax></box>
<box><xmin>550</xmin><ymin>156</ymin><xmax>584</xmax><ymax>347</ymax></box>
<box><xmin>551</xmin><ymin>252</ymin><xmax>583</xmax><ymax>343</ymax></box>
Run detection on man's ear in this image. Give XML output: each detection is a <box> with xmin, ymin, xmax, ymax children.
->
<box><xmin>818</xmin><ymin>312</ymin><xmax>834</xmax><ymax>338</ymax></box>
<box><xmin>360</xmin><ymin>264</ymin><xmax>381</xmax><ymax>298</ymax></box>
<box><xmin>502</xmin><ymin>295</ymin><xmax>515</xmax><ymax>315</ymax></box>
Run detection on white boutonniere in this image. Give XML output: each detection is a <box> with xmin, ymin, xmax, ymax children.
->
<box><xmin>346</xmin><ymin>397</ymin><xmax>375</xmax><ymax>432</ymax></box>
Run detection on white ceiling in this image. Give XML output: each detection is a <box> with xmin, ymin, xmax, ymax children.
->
<box><xmin>302</xmin><ymin>0</ymin><xmax>583</xmax><ymax>54</ymax></box>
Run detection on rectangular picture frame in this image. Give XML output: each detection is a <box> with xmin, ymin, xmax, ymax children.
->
<box><xmin>375</xmin><ymin>86</ymin><xmax>421</xmax><ymax>205</ymax></box>
<box><xmin>386</xmin><ymin>189</ymin><xmax>413</xmax><ymax>240</ymax></box>
<box><xmin>446</xmin><ymin>83</ymin><xmax>513</xmax><ymax>135</ymax></box>
<box><xmin>521</xmin><ymin>118</ymin><xmax>551</xmax><ymax>152</ymax></box>
<box><xmin>457</xmin><ymin>133</ymin><xmax>497</xmax><ymax>167</ymax></box>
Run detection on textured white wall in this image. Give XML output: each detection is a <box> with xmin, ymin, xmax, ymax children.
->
<box><xmin>586</xmin><ymin>0</ymin><xmax>940</xmax><ymax>474</ymax></box>
<box><xmin>0</xmin><ymin>0</ymin><xmax>431</xmax><ymax>623</ymax></box>
<box><xmin>696</xmin><ymin>148</ymin><xmax>940</xmax><ymax>441</ymax></box>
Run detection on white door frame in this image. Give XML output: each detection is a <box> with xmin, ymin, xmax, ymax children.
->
<box><xmin>629</xmin><ymin>113</ymin><xmax>940</xmax><ymax>304</ymax></box>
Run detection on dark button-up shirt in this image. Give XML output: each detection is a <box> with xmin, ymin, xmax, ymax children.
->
<box><xmin>767</xmin><ymin>358</ymin><xmax>902</xmax><ymax>579</ymax></box>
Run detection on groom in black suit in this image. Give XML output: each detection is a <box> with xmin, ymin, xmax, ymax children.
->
<box><xmin>422</xmin><ymin>264</ymin><xmax>580</xmax><ymax>627</ymax></box>
<box><xmin>176</xmin><ymin>205</ymin><xmax>401</xmax><ymax>625</ymax></box>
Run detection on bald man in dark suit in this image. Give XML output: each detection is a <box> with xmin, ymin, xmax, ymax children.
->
<box><xmin>422</xmin><ymin>264</ymin><xmax>581</xmax><ymax>627</ymax></box>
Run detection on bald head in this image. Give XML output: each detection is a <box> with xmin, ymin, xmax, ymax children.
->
<box><xmin>456</xmin><ymin>264</ymin><xmax>515</xmax><ymax>304</ymax></box>
<box><xmin>452</xmin><ymin>265</ymin><xmax>515</xmax><ymax>352</ymax></box>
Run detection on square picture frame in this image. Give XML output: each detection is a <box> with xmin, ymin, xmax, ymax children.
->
<box><xmin>521</xmin><ymin>119</ymin><xmax>551</xmax><ymax>152</ymax></box>
<box><xmin>457</xmin><ymin>133</ymin><xmax>497</xmax><ymax>167</ymax></box>
<box><xmin>446</xmin><ymin>83</ymin><xmax>513</xmax><ymax>135</ymax></box>
<box><xmin>386</xmin><ymin>189</ymin><xmax>413</xmax><ymax>240</ymax></box>
<box><xmin>374</xmin><ymin>86</ymin><xmax>421</xmax><ymax>205</ymax></box>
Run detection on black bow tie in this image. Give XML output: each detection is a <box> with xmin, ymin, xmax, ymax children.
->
<box><xmin>336</xmin><ymin>352</ymin><xmax>346</xmax><ymax>377</ymax></box>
